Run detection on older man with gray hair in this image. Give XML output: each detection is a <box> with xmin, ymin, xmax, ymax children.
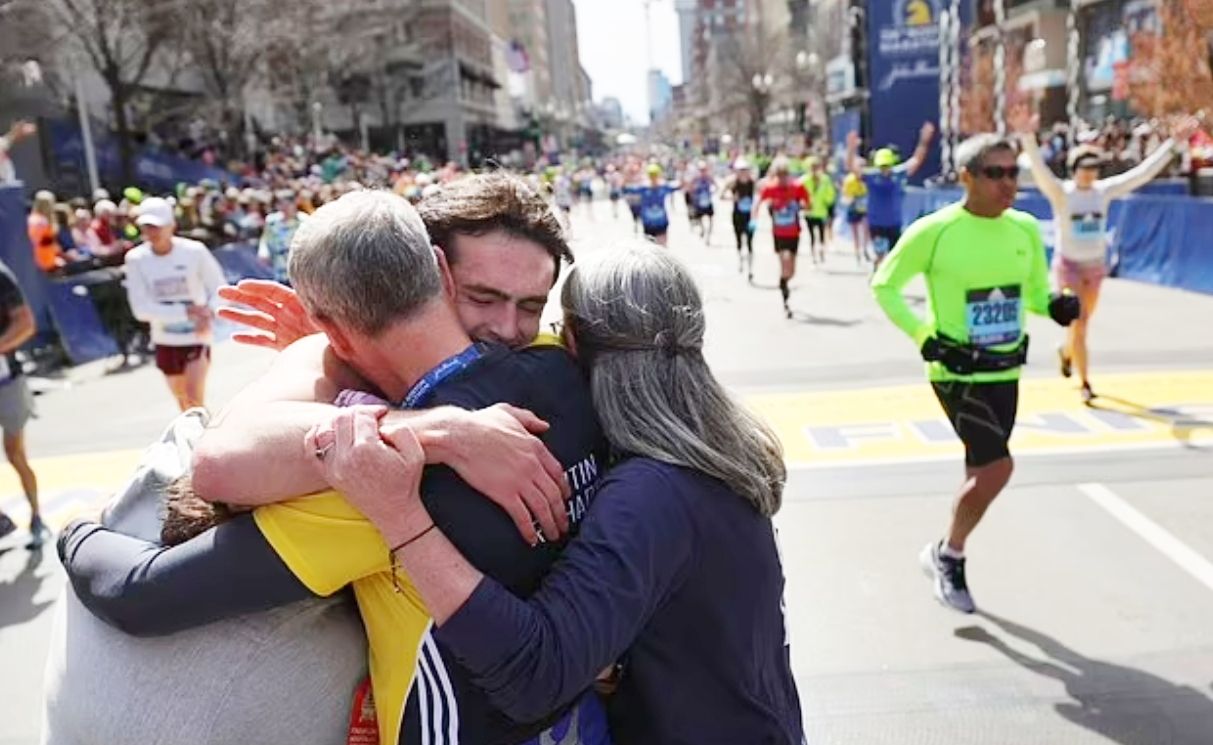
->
<box><xmin>58</xmin><ymin>189</ymin><xmax>611</xmax><ymax>745</ymax></box>
<box><xmin>871</xmin><ymin>133</ymin><xmax>1081</xmax><ymax>615</ymax></box>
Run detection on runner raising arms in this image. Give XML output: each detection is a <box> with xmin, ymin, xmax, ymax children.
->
<box><xmin>846</xmin><ymin>123</ymin><xmax>936</xmax><ymax>269</ymax></box>
<box><xmin>751</xmin><ymin>157</ymin><xmax>811</xmax><ymax>318</ymax></box>
<box><xmin>1010</xmin><ymin>106</ymin><xmax>1201</xmax><ymax>403</ymax></box>
<box><xmin>871</xmin><ymin>134</ymin><xmax>1081</xmax><ymax>614</ymax></box>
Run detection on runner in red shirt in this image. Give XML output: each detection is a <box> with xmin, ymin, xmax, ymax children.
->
<box><xmin>751</xmin><ymin>157</ymin><xmax>811</xmax><ymax>318</ymax></box>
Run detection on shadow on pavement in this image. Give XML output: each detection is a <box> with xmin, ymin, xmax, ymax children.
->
<box><xmin>956</xmin><ymin>610</ymin><xmax>1213</xmax><ymax>745</ymax></box>
<box><xmin>1086</xmin><ymin>395</ymin><xmax>1213</xmax><ymax>449</ymax></box>
<box><xmin>0</xmin><ymin>546</ymin><xmax>57</xmax><ymax>629</ymax></box>
<box><xmin>822</xmin><ymin>268</ymin><xmax>871</xmax><ymax>277</ymax></box>
<box><xmin>789</xmin><ymin>311</ymin><xmax>863</xmax><ymax>328</ymax></box>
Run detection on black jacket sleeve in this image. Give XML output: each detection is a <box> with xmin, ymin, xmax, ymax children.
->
<box><xmin>57</xmin><ymin>514</ymin><xmax>318</xmax><ymax>637</ymax></box>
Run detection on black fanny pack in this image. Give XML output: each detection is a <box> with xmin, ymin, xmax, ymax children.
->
<box><xmin>930</xmin><ymin>334</ymin><xmax>1030</xmax><ymax>375</ymax></box>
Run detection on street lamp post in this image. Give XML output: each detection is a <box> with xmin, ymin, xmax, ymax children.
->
<box><xmin>311</xmin><ymin>101</ymin><xmax>323</xmax><ymax>142</ymax></box>
<box><xmin>72</xmin><ymin>64</ymin><xmax>100</xmax><ymax>195</ymax></box>
<box><xmin>751</xmin><ymin>73</ymin><xmax>774</xmax><ymax>149</ymax></box>
<box><xmin>795</xmin><ymin>51</ymin><xmax>821</xmax><ymax>135</ymax></box>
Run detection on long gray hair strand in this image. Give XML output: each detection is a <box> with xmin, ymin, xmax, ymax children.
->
<box><xmin>561</xmin><ymin>242</ymin><xmax>786</xmax><ymax>516</ymax></box>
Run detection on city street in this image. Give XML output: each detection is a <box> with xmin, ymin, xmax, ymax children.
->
<box><xmin>3</xmin><ymin>199</ymin><xmax>1213</xmax><ymax>744</ymax></box>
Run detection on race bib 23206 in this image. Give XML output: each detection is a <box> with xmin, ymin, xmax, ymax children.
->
<box><xmin>966</xmin><ymin>285</ymin><xmax>1022</xmax><ymax>347</ymax></box>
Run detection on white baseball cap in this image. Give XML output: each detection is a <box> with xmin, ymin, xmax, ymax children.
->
<box><xmin>136</xmin><ymin>197</ymin><xmax>175</xmax><ymax>227</ymax></box>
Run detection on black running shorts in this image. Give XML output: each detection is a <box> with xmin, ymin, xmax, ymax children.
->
<box><xmin>931</xmin><ymin>381</ymin><xmax>1019</xmax><ymax>467</ymax></box>
<box><xmin>774</xmin><ymin>236</ymin><xmax>800</xmax><ymax>255</ymax></box>
<box><xmin>870</xmin><ymin>225</ymin><xmax>902</xmax><ymax>256</ymax></box>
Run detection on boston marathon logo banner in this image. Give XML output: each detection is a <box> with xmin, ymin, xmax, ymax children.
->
<box><xmin>866</xmin><ymin>0</ymin><xmax>960</xmax><ymax>180</ymax></box>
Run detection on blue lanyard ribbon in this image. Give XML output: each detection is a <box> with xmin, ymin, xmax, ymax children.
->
<box><xmin>401</xmin><ymin>343</ymin><xmax>487</xmax><ymax>409</ymax></box>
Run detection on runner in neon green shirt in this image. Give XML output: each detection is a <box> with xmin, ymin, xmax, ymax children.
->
<box><xmin>872</xmin><ymin>202</ymin><xmax>1050</xmax><ymax>384</ymax></box>
<box><xmin>801</xmin><ymin>159</ymin><xmax>836</xmax><ymax>265</ymax></box>
<box><xmin>871</xmin><ymin>133</ymin><xmax>1080</xmax><ymax>615</ymax></box>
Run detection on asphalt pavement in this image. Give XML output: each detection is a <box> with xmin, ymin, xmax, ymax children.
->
<box><xmin>2</xmin><ymin>197</ymin><xmax>1212</xmax><ymax>744</ymax></box>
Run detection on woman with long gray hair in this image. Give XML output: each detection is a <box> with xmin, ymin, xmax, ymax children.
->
<box><xmin>313</xmin><ymin>241</ymin><xmax>804</xmax><ymax>744</ymax></box>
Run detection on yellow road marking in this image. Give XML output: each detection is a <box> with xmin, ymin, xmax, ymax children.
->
<box><xmin>6</xmin><ymin>449</ymin><xmax>144</xmax><ymax>497</ymax></box>
<box><xmin>2</xmin><ymin>370</ymin><xmax>1210</xmax><ymax>528</ymax></box>
<box><xmin>746</xmin><ymin>370</ymin><xmax>1213</xmax><ymax>466</ymax></box>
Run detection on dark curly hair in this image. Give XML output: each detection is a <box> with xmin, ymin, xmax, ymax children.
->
<box><xmin>417</xmin><ymin>172</ymin><xmax>573</xmax><ymax>285</ymax></box>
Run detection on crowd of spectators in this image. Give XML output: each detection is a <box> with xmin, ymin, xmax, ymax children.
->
<box><xmin>1036</xmin><ymin>116</ymin><xmax>1213</xmax><ymax>177</ymax></box>
<box><xmin>23</xmin><ymin>132</ymin><xmax>474</xmax><ymax>278</ymax></box>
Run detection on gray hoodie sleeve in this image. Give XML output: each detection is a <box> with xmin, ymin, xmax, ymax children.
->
<box><xmin>58</xmin><ymin>514</ymin><xmax>318</xmax><ymax>638</ymax></box>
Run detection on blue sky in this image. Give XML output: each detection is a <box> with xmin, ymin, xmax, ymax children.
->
<box><xmin>573</xmin><ymin>0</ymin><xmax>683</xmax><ymax>123</ymax></box>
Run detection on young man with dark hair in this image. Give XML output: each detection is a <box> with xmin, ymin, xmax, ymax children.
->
<box><xmin>871</xmin><ymin>134</ymin><xmax>1081</xmax><ymax>614</ymax></box>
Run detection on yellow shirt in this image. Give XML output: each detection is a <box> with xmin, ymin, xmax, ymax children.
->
<box><xmin>842</xmin><ymin>174</ymin><xmax>868</xmax><ymax>212</ymax></box>
<box><xmin>256</xmin><ymin>493</ymin><xmax>429</xmax><ymax>745</ymax></box>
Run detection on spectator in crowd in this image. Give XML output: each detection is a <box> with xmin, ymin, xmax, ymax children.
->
<box><xmin>71</xmin><ymin>208</ymin><xmax>99</xmax><ymax>255</ymax></box>
<box><xmin>30</xmin><ymin>191</ymin><xmax>69</xmax><ymax>272</ymax></box>
<box><xmin>257</xmin><ymin>191</ymin><xmax>302</xmax><ymax>285</ymax></box>
<box><xmin>89</xmin><ymin>200</ymin><xmax>122</xmax><ymax>257</ymax></box>
<box><xmin>53</xmin><ymin>203</ymin><xmax>80</xmax><ymax>257</ymax></box>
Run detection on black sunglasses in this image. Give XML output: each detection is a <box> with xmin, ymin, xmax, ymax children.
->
<box><xmin>975</xmin><ymin>165</ymin><xmax>1020</xmax><ymax>181</ymax></box>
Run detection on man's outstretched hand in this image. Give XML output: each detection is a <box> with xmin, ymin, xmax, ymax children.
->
<box><xmin>217</xmin><ymin>280</ymin><xmax>320</xmax><ymax>351</ymax></box>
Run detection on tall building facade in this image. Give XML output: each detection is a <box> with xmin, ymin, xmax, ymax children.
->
<box><xmin>391</xmin><ymin>0</ymin><xmax>500</xmax><ymax>163</ymax></box>
<box><xmin>676</xmin><ymin>0</ymin><xmax>699</xmax><ymax>83</ymax></box>
<box><xmin>680</xmin><ymin>0</ymin><xmax>762</xmax><ymax>138</ymax></box>
<box><xmin>546</xmin><ymin>0</ymin><xmax>583</xmax><ymax>117</ymax></box>
<box><xmin>648</xmin><ymin>69</ymin><xmax>674</xmax><ymax>122</ymax></box>
<box><xmin>507</xmin><ymin>0</ymin><xmax>554</xmax><ymax>108</ymax></box>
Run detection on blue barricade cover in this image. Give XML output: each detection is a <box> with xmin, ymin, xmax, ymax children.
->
<box><xmin>44</xmin><ymin>275</ymin><xmax>121</xmax><ymax>365</ymax></box>
<box><xmin>1116</xmin><ymin>197</ymin><xmax>1213</xmax><ymax>295</ymax></box>
<box><xmin>212</xmin><ymin>242</ymin><xmax>274</xmax><ymax>284</ymax></box>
